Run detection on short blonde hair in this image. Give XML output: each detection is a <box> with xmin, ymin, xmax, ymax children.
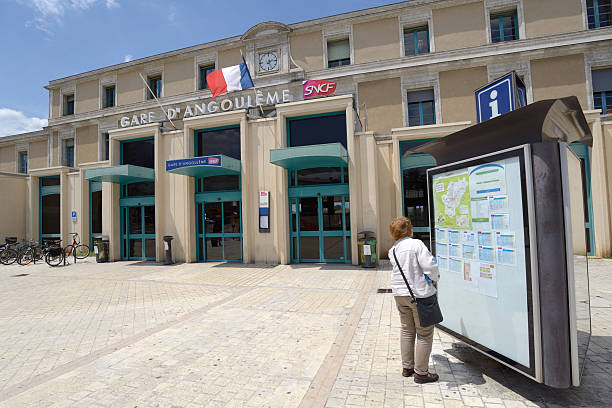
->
<box><xmin>389</xmin><ymin>217</ymin><xmax>413</xmax><ymax>241</ymax></box>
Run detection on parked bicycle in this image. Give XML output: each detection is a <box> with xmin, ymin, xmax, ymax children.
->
<box><xmin>45</xmin><ymin>243</ymin><xmax>65</xmax><ymax>267</ymax></box>
<box><xmin>1</xmin><ymin>237</ymin><xmax>66</xmax><ymax>267</ymax></box>
<box><xmin>63</xmin><ymin>233</ymin><xmax>90</xmax><ymax>259</ymax></box>
<box><xmin>1</xmin><ymin>238</ymin><xmax>23</xmax><ymax>266</ymax></box>
<box><xmin>17</xmin><ymin>240</ymin><xmax>58</xmax><ymax>266</ymax></box>
<box><xmin>17</xmin><ymin>240</ymin><xmax>39</xmax><ymax>266</ymax></box>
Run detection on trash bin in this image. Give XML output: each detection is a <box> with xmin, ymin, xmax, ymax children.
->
<box><xmin>95</xmin><ymin>236</ymin><xmax>109</xmax><ymax>263</ymax></box>
<box><xmin>358</xmin><ymin>231</ymin><xmax>377</xmax><ymax>268</ymax></box>
<box><xmin>163</xmin><ymin>236</ymin><xmax>174</xmax><ymax>265</ymax></box>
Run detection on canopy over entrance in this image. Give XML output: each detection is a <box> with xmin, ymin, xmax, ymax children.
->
<box><xmin>269</xmin><ymin>142</ymin><xmax>348</xmax><ymax>170</ymax></box>
<box><xmin>166</xmin><ymin>155</ymin><xmax>240</xmax><ymax>177</ymax></box>
<box><xmin>85</xmin><ymin>165</ymin><xmax>155</xmax><ymax>183</ymax></box>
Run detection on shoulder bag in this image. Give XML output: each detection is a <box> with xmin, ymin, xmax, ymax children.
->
<box><xmin>392</xmin><ymin>248</ymin><xmax>443</xmax><ymax>327</ymax></box>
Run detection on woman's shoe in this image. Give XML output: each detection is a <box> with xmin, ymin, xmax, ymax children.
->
<box><xmin>402</xmin><ymin>368</ymin><xmax>414</xmax><ymax>377</ymax></box>
<box><xmin>414</xmin><ymin>372</ymin><xmax>439</xmax><ymax>383</ymax></box>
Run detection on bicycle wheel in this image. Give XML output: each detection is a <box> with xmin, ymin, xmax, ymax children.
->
<box><xmin>34</xmin><ymin>246</ymin><xmax>44</xmax><ymax>261</ymax></box>
<box><xmin>45</xmin><ymin>250</ymin><xmax>64</xmax><ymax>267</ymax></box>
<box><xmin>1</xmin><ymin>249</ymin><xmax>18</xmax><ymax>265</ymax></box>
<box><xmin>74</xmin><ymin>244</ymin><xmax>90</xmax><ymax>259</ymax></box>
<box><xmin>17</xmin><ymin>248</ymin><xmax>34</xmax><ymax>265</ymax></box>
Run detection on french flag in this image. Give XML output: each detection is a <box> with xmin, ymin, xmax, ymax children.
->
<box><xmin>206</xmin><ymin>57</ymin><xmax>254</xmax><ymax>98</ymax></box>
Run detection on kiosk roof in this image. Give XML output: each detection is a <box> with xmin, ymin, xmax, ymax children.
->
<box><xmin>410</xmin><ymin>97</ymin><xmax>592</xmax><ymax>166</ymax></box>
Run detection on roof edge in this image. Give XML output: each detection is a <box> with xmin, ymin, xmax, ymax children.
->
<box><xmin>47</xmin><ymin>0</ymin><xmax>455</xmax><ymax>86</ymax></box>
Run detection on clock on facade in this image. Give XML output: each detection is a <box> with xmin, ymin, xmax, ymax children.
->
<box><xmin>258</xmin><ymin>51</ymin><xmax>278</xmax><ymax>72</ymax></box>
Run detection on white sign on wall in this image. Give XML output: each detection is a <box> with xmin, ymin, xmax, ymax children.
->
<box><xmin>259</xmin><ymin>191</ymin><xmax>270</xmax><ymax>232</ymax></box>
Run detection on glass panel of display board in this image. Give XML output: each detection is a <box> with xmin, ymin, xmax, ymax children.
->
<box><xmin>428</xmin><ymin>145</ymin><xmax>537</xmax><ymax>378</ymax></box>
<box><xmin>561</xmin><ymin>144</ymin><xmax>591</xmax><ymax>386</ymax></box>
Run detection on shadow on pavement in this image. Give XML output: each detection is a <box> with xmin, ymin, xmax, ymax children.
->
<box><xmin>211</xmin><ymin>263</ymin><xmax>277</xmax><ymax>269</ymax></box>
<box><xmin>440</xmin><ymin>338</ymin><xmax>612</xmax><ymax>407</ymax></box>
<box><xmin>124</xmin><ymin>261</ymin><xmax>170</xmax><ymax>266</ymax></box>
<box><xmin>283</xmin><ymin>263</ymin><xmax>361</xmax><ymax>271</ymax></box>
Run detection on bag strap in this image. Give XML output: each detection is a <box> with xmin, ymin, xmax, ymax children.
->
<box><xmin>392</xmin><ymin>248</ymin><xmax>417</xmax><ymax>302</ymax></box>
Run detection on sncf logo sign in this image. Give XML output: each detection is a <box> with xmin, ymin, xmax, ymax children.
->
<box><xmin>303</xmin><ymin>80</ymin><xmax>337</xmax><ymax>98</ymax></box>
<box><xmin>208</xmin><ymin>157</ymin><xmax>220</xmax><ymax>165</ymax></box>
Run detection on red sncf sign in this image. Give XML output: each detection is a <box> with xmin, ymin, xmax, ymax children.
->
<box><xmin>303</xmin><ymin>80</ymin><xmax>337</xmax><ymax>98</ymax></box>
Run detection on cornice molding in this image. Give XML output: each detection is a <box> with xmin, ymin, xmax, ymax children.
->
<box><xmin>276</xmin><ymin>94</ymin><xmax>353</xmax><ymax>117</ymax></box>
<box><xmin>43</xmin><ymin>29</ymin><xmax>612</xmax><ymax>130</ymax></box>
<box><xmin>391</xmin><ymin>121</ymin><xmax>472</xmax><ymax>139</ymax></box>
<box><xmin>28</xmin><ymin>166</ymin><xmax>71</xmax><ymax>177</ymax></box>
<box><xmin>242</xmin><ymin>21</ymin><xmax>291</xmax><ymax>41</ymax></box>
<box><xmin>0</xmin><ymin>130</ymin><xmax>48</xmax><ymax>146</ymax></box>
<box><xmin>311</xmin><ymin>28</ymin><xmax>612</xmax><ymax>82</ymax></box>
<box><xmin>44</xmin><ymin>0</ymin><xmax>486</xmax><ymax>87</ymax></box>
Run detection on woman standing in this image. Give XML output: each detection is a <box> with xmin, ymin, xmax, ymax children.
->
<box><xmin>388</xmin><ymin>217</ymin><xmax>440</xmax><ymax>383</ymax></box>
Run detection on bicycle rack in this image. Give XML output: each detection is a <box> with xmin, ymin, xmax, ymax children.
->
<box><xmin>62</xmin><ymin>248</ymin><xmax>78</xmax><ymax>266</ymax></box>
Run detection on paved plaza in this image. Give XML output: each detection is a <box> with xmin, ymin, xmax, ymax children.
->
<box><xmin>0</xmin><ymin>258</ymin><xmax>610</xmax><ymax>407</ymax></box>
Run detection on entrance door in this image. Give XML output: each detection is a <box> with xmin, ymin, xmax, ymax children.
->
<box><xmin>569</xmin><ymin>143</ymin><xmax>596</xmax><ymax>256</ymax></box>
<box><xmin>402</xmin><ymin>153</ymin><xmax>437</xmax><ymax>249</ymax></box>
<box><xmin>196</xmin><ymin>198</ymin><xmax>242</xmax><ymax>262</ymax></box>
<box><xmin>121</xmin><ymin>204</ymin><xmax>156</xmax><ymax>260</ymax></box>
<box><xmin>290</xmin><ymin>194</ymin><xmax>351</xmax><ymax>263</ymax></box>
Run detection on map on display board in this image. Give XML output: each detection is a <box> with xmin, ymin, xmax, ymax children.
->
<box><xmin>432</xmin><ymin>171</ymin><xmax>471</xmax><ymax>229</ymax></box>
<box><xmin>430</xmin><ymin>150</ymin><xmax>532</xmax><ymax>370</ymax></box>
<box><xmin>432</xmin><ymin>161</ymin><xmax>511</xmax><ymax>299</ymax></box>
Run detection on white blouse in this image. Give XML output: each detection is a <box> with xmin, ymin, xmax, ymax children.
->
<box><xmin>388</xmin><ymin>237</ymin><xmax>439</xmax><ymax>298</ymax></box>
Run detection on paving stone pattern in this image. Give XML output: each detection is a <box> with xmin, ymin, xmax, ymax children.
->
<box><xmin>326</xmin><ymin>259</ymin><xmax>612</xmax><ymax>408</ymax></box>
<box><xmin>0</xmin><ymin>258</ymin><xmax>609</xmax><ymax>407</ymax></box>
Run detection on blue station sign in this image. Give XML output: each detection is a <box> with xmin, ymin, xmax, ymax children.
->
<box><xmin>165</xmin><ymin>155</ymin><xmax>222</xmax><ymax>171</ymax></box>
<box><xmin>475</xmin><ymin>71</ymin><xmax>527</xmax><ymax>123</ymax></box>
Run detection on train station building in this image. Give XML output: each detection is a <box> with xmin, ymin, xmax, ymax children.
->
<box><xmin>1</xmin><ymin>0</ymin><xmax>612</xmax><ymax>263</ymax></box>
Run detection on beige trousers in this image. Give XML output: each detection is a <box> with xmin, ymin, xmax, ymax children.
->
<box><xmin>394</xmin><ymin>296</ymin><xmax>435</xmax><ymax>375</ymax></box>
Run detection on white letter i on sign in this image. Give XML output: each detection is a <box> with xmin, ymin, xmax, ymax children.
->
<box><xmin>489</xmin><ymin>90</ymin><xmax>500</xmax><ymax>118</ymax></box>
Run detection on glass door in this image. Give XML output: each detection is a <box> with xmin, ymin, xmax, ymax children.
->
<box><xmin>402</xmin><ymin>153</ymin><xmax>437</xmax><ymax>249</ymax></box>
<box><xmin>290</xmin><ymin>195</ymin><xmax>351</xmax><ymax>263</ymax></box>
<box><xmin>121</xmin><ymin>204</ymin><xmax>156</xmax><ymax>260</ymax></box>
<box><xmin>196</xmin><ymin>199</ymin><xmax>242</xmax><ymax>262</ymax></box>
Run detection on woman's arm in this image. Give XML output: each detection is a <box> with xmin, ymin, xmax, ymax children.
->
<box><xmin>417</xmin><ymin>241</ymin><xmax>440</xmax><ymax>281</ymax></box>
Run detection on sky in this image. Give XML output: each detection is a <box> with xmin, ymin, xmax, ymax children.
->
<box><xmin>0</xmin><ymin>0</ymin><xmax>397</xmax><ymax>137</ymax></box>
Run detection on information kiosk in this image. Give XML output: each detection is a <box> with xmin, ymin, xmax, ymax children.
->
<box><xmin>410</xmin><ymin>97</ymin><xmax>592</xmax><ymax>388</ymax></box>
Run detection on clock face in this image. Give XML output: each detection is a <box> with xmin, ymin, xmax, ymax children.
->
<box><xmin>259</xmin><ymin>51</ymin><xmax>278</xmax><ymax>72</ymax></box>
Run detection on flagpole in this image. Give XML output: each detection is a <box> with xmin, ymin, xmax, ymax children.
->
<box><xmin>239</xmin><ymin>50</ymin><xmax>263</xmax><ymax>115</ymax></box>
<box><xmin>138</xmin><ymin>72</ymin><xmax>177</xmax><ymax>130</ymax></box>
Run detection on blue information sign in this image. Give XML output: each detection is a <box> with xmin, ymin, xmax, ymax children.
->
<box><xmin>165</xmin><ymin>155</ymin><xmax>222</xmax><ymax>171</ymax></box>
<box><xmin>475</xmin><ymin>73</ymin><xmax>516</xmax><ymax>123</ymax></box>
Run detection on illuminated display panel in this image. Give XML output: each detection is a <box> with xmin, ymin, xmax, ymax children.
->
<box><xmin>428</xmin><ymin>146</ymin><xmax>536</xmax><ymax>377</ymax></box>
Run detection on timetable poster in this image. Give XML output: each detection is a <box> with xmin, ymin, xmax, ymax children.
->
<box><xmin>430</xmin><ymin>152</ymin><xmax>531</xmax><ymax>369</ymax></box>
<box><xmin>432</xmin><ymin>157</ymin><xmax>525</xmax><ymax>299</ymax></box>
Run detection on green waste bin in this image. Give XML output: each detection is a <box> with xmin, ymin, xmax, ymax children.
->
<box><xmin>95</xmin><ymin>236</ymin><xmax>109</xmax><ymax>263</ymax></box>
<box><xmin>358</xmin><ymin>231</ymin><xmax>377</xmax><ymax>268</ymax></box>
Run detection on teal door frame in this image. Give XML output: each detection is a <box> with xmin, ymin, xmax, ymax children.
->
<box><xmin>119</xmin><ymin>196</ymin><xmax>155</xmax><ymax>260</ymax></box>
<box><xmin>569</xmin><ymin>142</ymin><xmax>596</xmax><ymax>256</ymax></box>
<box><xmin>119</xmin><ymin>137</ymin><xmax>156</xmax><ymax>261</ymax></box>
<box><xmin>89</xmin><ymin>181</ymin><xmax>102</xmax><ymax>248</ymax></box>
<box><xmin>289</xmin><ymin>183</ymin><xmax>351</xmax><ymax>263</ymax></box>
<box><xmin>39</xmin><ymin>176</ymin><xmax>61</xmax><ymax>242</ymax></box>
<box><xmin>193</xmin><ymin>125</ymin><xmax>243</xmax><ymax>262</ymax></box>
<box><xmin>195</xmin><ymin>190</ymin><xmax>243</xmax><ymax>262</ymax></box>
<box><xmin>400</xmin><ymin>139</ymin><xmax>437</xmax><ymax>237</ymax></box>
<box><xmin>285</xmin><ymin>112</ymin><xmax>350</xmax><ymax>263</ymax></box>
